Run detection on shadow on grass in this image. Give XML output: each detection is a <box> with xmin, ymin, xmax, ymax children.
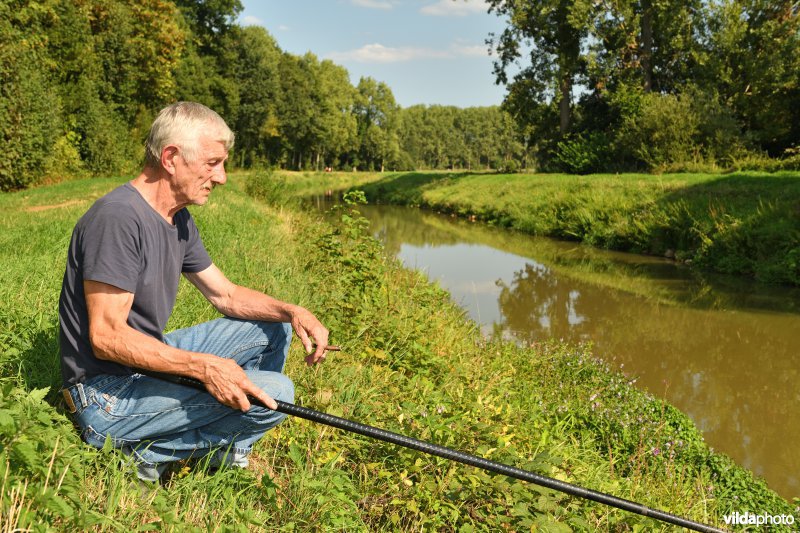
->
<box><xmin>8</xmin><ymin>326</ymin><xmax>65</xmax><ymax>408</ymax></box>
<box><xmin>359</xmin><ymin>172</ymin><xmax>473</xmax><ymax>205</ymax></box>
<box><xmin>654</xmin><ymin>172</ymin><xmax>800</xmax><ymax>284</ymax></box>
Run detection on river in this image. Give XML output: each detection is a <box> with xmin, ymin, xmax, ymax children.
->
<box><xmin>315</xmin><ymin>199</ymin><xmax>800</xmax><ymax>500</ymax></box>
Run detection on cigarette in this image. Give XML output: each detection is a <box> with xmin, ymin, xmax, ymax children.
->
<box><xmin>313</xmin><ymin>344</ymin><xmax>341</xmax><ymax>351</ymax></box>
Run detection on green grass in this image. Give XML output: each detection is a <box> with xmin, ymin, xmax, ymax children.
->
<box><xmin>352</xmin><ymin>170</ymin><xmax>800</xmax><ymax>285</ymax></box>
<box><xmin>0</xmin><ymin>174</ymin><xmax>795</xmax><ymax>531</ymax></box>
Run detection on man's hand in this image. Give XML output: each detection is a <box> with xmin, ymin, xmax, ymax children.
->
<box><xmin>201</xmin><ymin>356</ymin><xmax>277</xmax><ymax>411</ymax></box>
<box><xmin>289</xmin><ymin>306</ymin><xmax>330</xmax><ymax>366</ymax></box>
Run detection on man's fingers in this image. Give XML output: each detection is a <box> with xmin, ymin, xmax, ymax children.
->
<box><xmin>241</xmin><ymin>380</ymin><xmax>278</xmax><ymax>410</ymax></box>
<box><xmin>296</xmin><ymin>327</ymin><xmax>313</xmax><ymax>354</ymax></box>
<box><xmin>237</xmin><ymin>395</ymin><xmax>252</xmax><ymax>412</ymax></box>
<box><xmin>251</xmin><ymin>391</ymin><xmax>277</xmax><ymax>410</ymax></box>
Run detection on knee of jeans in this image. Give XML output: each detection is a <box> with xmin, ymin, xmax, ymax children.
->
<box><xmin>253</xmin><ymin>371</ymin><xmax>294</xmax><ymax>405</ymax></box>
<box><xmin>280</xmin><ymin>322</ymin><xmax>292</xmax><ymax>345</ymax></box>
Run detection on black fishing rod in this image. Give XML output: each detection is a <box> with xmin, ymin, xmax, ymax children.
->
<box><xmin>148</xmin><ymin>371</ymin><xmax>727</xmax><ymax>533</ymax></box>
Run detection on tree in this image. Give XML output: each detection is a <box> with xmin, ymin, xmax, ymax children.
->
<box><xmin>701</xmin><ymin>0</ymin><xmax>800</xmax><ymax>155</ymax></box>
<box><xmin>353</xmin><ymin>77</ymin><xmax>400</xmax><ymax>171</ymax></box>
<box><xmin>174</xmin><ymin>0</ymin><xmax>242</xmax><ymax>54</ymax></box>
<box><xmin>488</xmin><ymin>0</ymin><xmax>593</xmax><ymax>136</ymax></box>
<box><xmin>274</xmin><ymin>53</ymin><xmax>319</xmax><ymax>169</ymax></box>
<box><xmin>314</xmin><ymin>60</ymin><xmax>358</xmax><ymax>170</ymax></box>
<box><xmin>585</xmin><ymin>0</ymin><xmax>703</xmax><ymax>95</ymax></box>
<box><xmin>0</xmin><ymin>0</ymin><xmax>61</xmax><ymax>189</ymax></box>
<box><xmin>174</xmin><ymin>0</ymin><xmax>242</xmax><ymax>131</ymax></box>
<box><xmin>232</xmin><ymin>25</ymin><xmax>282</xmax><ymax>167</ymax></box>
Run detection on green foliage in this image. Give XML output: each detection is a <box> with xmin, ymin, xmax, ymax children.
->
<box><xmin>307</xmin><ymin>190</ymin><xmax>387</xmax><ymax>335</ymax></box>
<box><xmin>0</xmin><ymin>384</ymin><xmax>90</xmax><ymax>531</ymax></box>
<box><xmin>553</xmin><ymin>132</ymin><xmax>610</xmax><ymax>174</ymax></box>
<box><xmin>0</xmin><ymin>0</ymin><xmax>186</xmax><ymax>189</ymax></box>
<box><xmin>244</xmin><ymin>169</ymin><xmax>292</xmax><ymax>207</ymax></box>
<box><xmin>67</xmin><ymin>80</ymin><xmax>140</xmax><ymax>175</ymax></box>
<box><xmin>702</xmin><ymin>0</ymin><xmax>800</xmax><ymax>156</ymax></box>
<box><xmin>232</xmin><ymin>26</ymin><xmax>282</xmax><ymax>168</ymax></box>
<box><xmin>0</xmin><ymin>1</ymin><xmax>60</xmax><ymax>190</ymax></box>
<box><xmin>45</xmin><ymin>131</ymin><xmax>86</xmax><ymax>178</ymax></box>
<box><xmin>353</xmin><ymin>77</ymin><xmax>401</xmax><ymax>171</ymax></box>
<box><xmin>490</xmin><ymin>0</ymin><xmax>799</xmax><ymax>172</ymax></box>
<box><xmin>398</xmin><ymin>105</ymin><xmax>525</xmax><ymax>171</ymax></box>
<box><xmin>4</xmin><ymin>0</ymin><xmax>798</xmax><ymax>189</ymax></box>
<box><xmin>618</xmin><ymin>92</ymin><xmax>700</xmax><ymax>170</ymax></box>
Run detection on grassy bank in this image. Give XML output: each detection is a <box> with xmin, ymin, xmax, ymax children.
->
<box><xmin>272</xmin><ymin>170</ymin><xmax>800</xmax><ymax>286</ymax></box>
<box><xmin>0</xmin><ymin>174</ymin><xmax>795</xmax><ymax>530</ymax></box>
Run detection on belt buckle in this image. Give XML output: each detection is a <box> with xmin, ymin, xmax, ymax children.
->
<box><xmin>61</xmin><ymin>388</ymin><xmax>77</xmax><ymax>414</ymax></box>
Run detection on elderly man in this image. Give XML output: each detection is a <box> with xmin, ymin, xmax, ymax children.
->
<box><xmin>58</xmin><ymin>101</ymin><xmax>330</xmax><ymax>482</ymax></box>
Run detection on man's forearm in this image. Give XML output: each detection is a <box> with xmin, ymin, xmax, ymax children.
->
<box><xmin>214</xmin><ymin>284</ymin><xmax>299</xmax><ymax>323</ymax></box>
<box><xmin>90</xmin><ymin>323</ymin><xmax>213</xmax><ymax>381</ymax></box>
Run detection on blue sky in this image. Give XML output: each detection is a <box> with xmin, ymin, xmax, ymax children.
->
<box><xmin>237</xmin><ymin>0</ymin><xmax>508</xmax><ymax>108</ymax></box>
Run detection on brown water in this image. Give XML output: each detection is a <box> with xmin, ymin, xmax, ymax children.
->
<box><xmin>343</xmin><ymin>202</ymin><xmax>800</xmax><ymax>500</ymax></box>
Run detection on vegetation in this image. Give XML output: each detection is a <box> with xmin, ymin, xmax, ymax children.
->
<box><xmin>3</xmin><ymin>0</ymin><xmax>799</xmax><ymax>191</ymax></box>
<box><xmin>0</xmin><ymin>174</ymin><xmax>794</xmax><ymax>530</ymax></box>
<box><xmin>488</xmin><ymin>0</ymin><xmax>800</xmax><ymax>172</ymax></box>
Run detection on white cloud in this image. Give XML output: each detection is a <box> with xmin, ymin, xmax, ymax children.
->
<box><xmin>327</xmin><ymin>42</ymin><xmax>489</xmax><ymax>63</ymax></box>
<box><xmin>278</xmin><ymin>24</ymin><xmax>290</xmax><ymax>31</ymax></box>
<box><xmin>450</xmin><ymin>43</ymin><xmax>489</xmax><ymax>57</ymax></box>
<box><xmin>420</xmin><ymin>0</ymin><xmax>488</xmax><ymax>17</ymax></box>
<box><xmin>241</xmin><ymin>15</ymin><xmax>264</xmax><ymax>26</ymax></box>
<box><xmin>327</xmin><ymin>43</ymin><xmax>446</xmax><ymax>63</ymax></box>
<box><xmin>351</xmin><ymin>0</ymin><xmax>394</xmax><ymax>9</ymax></box>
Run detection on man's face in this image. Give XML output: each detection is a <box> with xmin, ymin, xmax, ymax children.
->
<box><xmin>172</xmin><ymin>134</ymin><xmax>228</xmax><ymax>206</ymax></box>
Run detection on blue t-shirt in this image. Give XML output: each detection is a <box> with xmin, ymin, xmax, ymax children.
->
<box><xmin>58</xmin><ymin>182</ymin><xmax>212</xmax><ymax>387</ymax></box>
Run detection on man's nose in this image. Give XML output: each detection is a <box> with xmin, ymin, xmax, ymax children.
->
<box><xmin>213</xmin><ymin>166</ymin><xmax>227</xmax><ymax>185</ymax></box>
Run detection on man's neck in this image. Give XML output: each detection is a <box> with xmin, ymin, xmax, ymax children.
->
<box><xmin>130</xmin><ymin>169</ymin><xmax>184</xmax><ymax>223</ymax></box>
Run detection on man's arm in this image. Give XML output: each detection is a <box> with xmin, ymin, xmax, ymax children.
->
<box><xmin>184</xmin><ymin>264</ymin><xmax>330</xmax><ymax>365</ymax></box>
<box><xmin>84</xmin><ymin>280</ymin><xmax>277</xmax><ymax>411</ymax></box>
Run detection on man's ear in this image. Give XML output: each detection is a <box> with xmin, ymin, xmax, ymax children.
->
<box><xmin>161</xmin><ymin>145</ymin><xmax>180</xmax><ymax>175</ymax></box>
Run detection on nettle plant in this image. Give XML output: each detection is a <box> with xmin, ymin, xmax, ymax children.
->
<box><xmin>311</xmin><ymin>190</ymin><xmax>387</xmax><ymax>334</ymax></box>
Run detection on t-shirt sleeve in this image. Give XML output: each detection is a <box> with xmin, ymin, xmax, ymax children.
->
<box><xmin>81</xmin><ymin>204</ymin><xmax>141</xmax><ymax>293</ymax></box>
<box><xmin>182</xmin><ymin>212</ymin><xmax>212</xmax><ymax>273</ymax></box>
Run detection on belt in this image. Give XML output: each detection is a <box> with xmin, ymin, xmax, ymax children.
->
<box><xmin>61</xmin><ymin>383</ymin><xmax>87</xmax><ymax>414</ymax></box>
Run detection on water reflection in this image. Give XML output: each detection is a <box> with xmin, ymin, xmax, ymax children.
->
<box><xmin>350</xmin><ymin>202</ymin><xmax>800</xmax><ymax>500</ymax></box>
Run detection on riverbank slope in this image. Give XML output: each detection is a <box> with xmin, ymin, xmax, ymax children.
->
<box><xmin>0</xmin><ymin>174</ymin><xmax>794</xmax><ymax>530</ymax></box>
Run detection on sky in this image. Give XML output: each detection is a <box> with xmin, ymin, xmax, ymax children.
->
<box><xmin>237</xmin><ymin>0</ymin><xmax>509</xmax><ymax>108</ymax></box>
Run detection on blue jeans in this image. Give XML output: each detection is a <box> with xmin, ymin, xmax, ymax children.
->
<box><xmin>69</xmin><ymin>318</ymin><xmax>294</xmax><ymax>471</ymax></box>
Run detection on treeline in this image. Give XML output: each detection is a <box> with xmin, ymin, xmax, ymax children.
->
<box><xmin>0</xmin><ymin>0</ymin><xmax>523</xmax><ymax>191</ymax></box>
<box><xmin>488</xmin><ymin>0</ymin><xmax>800</xmax><ymax>173</ymax></box>
<box><xmin>3</xmin><ymin>1</ymin><xmax>799</xmax><ymax>191</ymax></box>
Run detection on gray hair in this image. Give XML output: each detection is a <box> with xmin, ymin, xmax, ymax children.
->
<box><xmin>144</xmin><ymin>102</ymin><xmax>234</xmax><ymax>169</ymax></box>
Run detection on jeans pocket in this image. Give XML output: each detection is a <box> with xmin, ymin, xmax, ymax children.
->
<box><xmin>86</xmin><ymin>374</ymin><xmax>136</xmax><ymax>416</ymax></box>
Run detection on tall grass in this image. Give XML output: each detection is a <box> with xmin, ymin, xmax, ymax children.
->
<box><xmin>0</xmin><ymin>174</ymin><xmax>794</xmax><ymax>531</ymax></box>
